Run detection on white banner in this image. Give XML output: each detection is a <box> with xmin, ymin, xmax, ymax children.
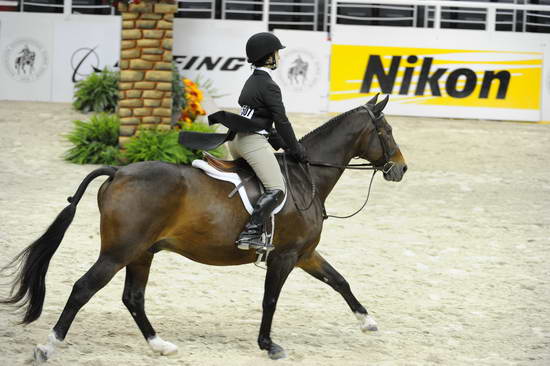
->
<box><xmin>173</xmin><ymin>19</ymin><xmax>266</xmax><ymax>109</ymax></box>
<box><xmin>2</xmin><ymin>13</ymin><xmax>548</xmax><ymax>121</ymax></box>
<box><xmin>0</xmin><ymin>13</ymin><xmax>120</xmax><ymax>103</ymax></box>
<box><xmin>0</xmin><ymin>13</ymin><xmax>54</xmax><ymax>102</ymax></box>
<box><xmin>52</xmin><ymin>16</ymin><xmax>121</xmax><ymax>102</ymax></box>
<box><xmin>273</xmin><ymin>30</ymin><xmax>330</xmax><ymax>113</ymax></box>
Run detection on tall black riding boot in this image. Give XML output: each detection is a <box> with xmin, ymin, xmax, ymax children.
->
<box><xmin>236</xmin><ymin>189</ymin><xmax>284</xmax><ymax>250</ymax></box>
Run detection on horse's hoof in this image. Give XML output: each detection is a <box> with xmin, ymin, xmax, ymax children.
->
<box><xmin>356</xmin><ymin>313</ymin><xmax>378</xmax><ymax>332</ymax></box>
<box><xmin>33</xmin><ymin>344</ymin><xmax>51</xmax><ymax>363</ymax></box>
<box><xmin>268</xmin><ymin>343</ymin><xmax>287</xmax><ymax>360</ymax></box>
<box><xmin>148</xmin><ymin>335</ymin><xmax>178</xmax><ymax>355</ymax></box>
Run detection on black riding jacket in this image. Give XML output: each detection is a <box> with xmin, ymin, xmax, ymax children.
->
<box><xmin>238</xmin><ymin>69</ymin><xmax>301</xmax><ymax>152</ymax></box>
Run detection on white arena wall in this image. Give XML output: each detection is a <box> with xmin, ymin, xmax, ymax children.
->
<box><xmin>0</xmin><ymin>10</ymin><xmax>548</xmax><ymax>122</ymax></box>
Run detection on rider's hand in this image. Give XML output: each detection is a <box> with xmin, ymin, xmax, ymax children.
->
<box><xmin>291</xmin><ymin>143</ymin><xmax>308</xmax><ymax>163</ymax></box>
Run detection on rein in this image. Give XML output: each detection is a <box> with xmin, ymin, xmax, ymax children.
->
<box><xmin>282</xmin><ymin>104</ymin><xmax>396</xmax><ymax>220</ymax></box>
<box><xmin>282</xmin><ymin>157</ymin><xmax>391</xmax><ymax>220</ymax></box>
<box><xmin>325</xmin><ymin>169</ymin><xmax>378</xmax><ymax>219</ymax></box>
<box><xmin>307</xmin><ymin>159</ymin><xmax>394</xmax><ymax>219</ymax></box>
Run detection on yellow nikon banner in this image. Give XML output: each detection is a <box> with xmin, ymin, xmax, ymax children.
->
<box><xmin>330</xmin><ymin>44</ymin><xmax>543</xmax><ymax>111</ymax></box>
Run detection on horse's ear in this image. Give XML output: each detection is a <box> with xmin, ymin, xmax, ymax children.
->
<box><xmin>365</xmin><ymin>93</ymin><xmax>379</xmax><ymax>107</ymax></box>
<box><xmin>373</xmin><ymin>95</ymin><xmax>389</xmax><ymax>115</ymax></box>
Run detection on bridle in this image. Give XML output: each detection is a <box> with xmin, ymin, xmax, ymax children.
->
<box><xmin>282</xmin><ymin>105</ymin><xmax>397</xmax><ymax>220</ymax></box>
<box><xmin>306</xmin><ymin>105</ymin><xmax>396</xmax><ymax>174</ymax></box>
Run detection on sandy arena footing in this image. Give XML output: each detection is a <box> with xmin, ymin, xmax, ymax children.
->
<box><xmin>0</xmin><ymin>101</ymin><xmax>549</xmax><ymax>365</ymax></box>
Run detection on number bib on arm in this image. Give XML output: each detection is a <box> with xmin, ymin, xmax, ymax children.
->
<box><xmin>240</xmin><ymin>105</ymin><xmax>255</xmax><ymax>119</ymax></box>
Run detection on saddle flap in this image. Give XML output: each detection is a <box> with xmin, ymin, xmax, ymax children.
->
<box><xmin>191</xmin><ymin>158</ymin><xmax>287</xmax><ymax>216</ymax></box>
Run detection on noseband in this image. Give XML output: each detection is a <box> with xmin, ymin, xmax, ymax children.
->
<box><xmin>283</xmin><ymin>105</ymin><xmax>397</xmax><ymax>219</ymax></box>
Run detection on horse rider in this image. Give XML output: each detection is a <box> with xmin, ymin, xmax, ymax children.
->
<box><xmin>229</xmin><ymin>32</ymin><xmax>307</xmax><ymax>251</ymax></box>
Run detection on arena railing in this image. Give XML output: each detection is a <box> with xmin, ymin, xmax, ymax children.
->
<box><xmin>0</xmin><ymin>0</ymin><xmax>114</xmax><ymax>14</ymax></box>
<box><xmin>221</xmin><ymin>0</ymin><xmax>265</xmax><ymax>21</ymax></box>
<box><xmin>72</xmin><ymin>0</ymin><xmax>114</xmax><ymax>15</ymax></box>
<box><xmin>325</xmin><ymin>2</ymin><xmax>417</xmax><ymax>29</ymax></box>
<box><xmin>177</xmin><ymin>0</ymin><xmax>216</xmax><ymax>18</ymax></box>
<box><xmin>221</xmin><ymin>0</ymin><xmax>319</xmax><ymax>30</ymax></box>
<box><xmin>327</xmin><ymin>0</ymin><xmax>550</xmax><ymax>33</ymax></box>
<box><xmin>2</xmin><ymin>0</ymin><xmax>547</xmax><ymax>34</ymax></box>
<box><xmin>268</xmin><ymin>0</ymin><xmax>317</xmax><ymax>30</ymax></box>
<box><xmin>16</xmin><ymin>0</ymin><xmax>65</xmax><ymax>13</ymax></box>
<box><xmin>0</xmin><ymin>0</ymin><xmax>18</xmax><ymax>10</ymax></box>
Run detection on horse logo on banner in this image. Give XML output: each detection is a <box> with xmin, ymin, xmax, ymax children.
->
<box><xmin>278</xmin><ymin>49</ymin><xmax>320</xmax><ymax>92</ymax></box>
<box><xmin>287</xmin><ymin>55</ymin><xmax>308</xmax><ymax>85</ymax></box>
<box><xmin>3</xmin><ymin>38</ymin><xmax>48</xmax><ymax>82</ymax></box>
<box><xmin>15</xmin><ymin>45</ymin><xmax>36</xmax><ymax>75</ymax></box>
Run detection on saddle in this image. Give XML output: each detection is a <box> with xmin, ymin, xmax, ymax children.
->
<box><xmin>203</xmin><ymin>152</ymin><xmax>247</xmax><ymax>173</ymax></box>
<box><xmin>192</xmin><ymin>153</ymin><xmax>287</xmax><ymax>265</ymax></box>
<box><xmin>192</xmin><ymin>152</ymin><xmax>287</xmax><ymax>215</ymax></box>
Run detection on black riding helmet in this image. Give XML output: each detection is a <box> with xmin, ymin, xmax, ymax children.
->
<box><xmin>245</xmin><ymin>32</ymin><xmax>285</xmax><ymax>64</ymax></box>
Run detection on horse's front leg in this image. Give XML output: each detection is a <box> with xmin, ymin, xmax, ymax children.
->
<box><xmin>298</xmin><ymin>250</ymin><xmax>378</xmax><ymax>332</ymax></box>
<box><xmin>258</xmin><ymin>250</ymin><xmax>298</xmax><ymax>360</ymax></box>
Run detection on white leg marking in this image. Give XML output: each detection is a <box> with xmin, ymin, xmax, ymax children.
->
<box><xmin>34</xmin><ymin>330</ymin><xmax>63</xmax><ymax>363</ymax></box>
<box><xmin>148</xmin><ymin>335</ymin><xmax>178</xmax><ymax>355</ymax></box>
<box><xmin>355</xmin><ymin>312</ymin><xmax>378</xmax><ymax>332</ymax></box>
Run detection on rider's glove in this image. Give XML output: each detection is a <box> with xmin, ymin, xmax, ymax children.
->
<box><xmin>291</xmin><ymin>143</ymin><xmax>308</xmax><ymax>163</ymax></box>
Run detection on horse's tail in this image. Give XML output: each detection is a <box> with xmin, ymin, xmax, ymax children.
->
<box><xmin>0</xmin><ymin>166</ymin><xmax>118</xmax><ymax>324</ymax></box>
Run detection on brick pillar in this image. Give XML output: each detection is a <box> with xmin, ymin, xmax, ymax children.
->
<box><xmin>117</xmin><ymin>0</ymin><xmax>177</xmax><ymax>148</ymax></box>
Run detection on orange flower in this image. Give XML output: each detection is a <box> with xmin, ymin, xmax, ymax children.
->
<box><xmin>183</xmin><ymin>78</ymin><xmax>196</xmax><ymax>88</ymax></box>
<box><xmin>195</xmin><ymin>89</ymin><xmax>203</xmax><ymax>102</ymax></box>
<box><xmin>179</xmin><ymin>78</ymin><xmax>207</xmax><ymax>123</ymax></box>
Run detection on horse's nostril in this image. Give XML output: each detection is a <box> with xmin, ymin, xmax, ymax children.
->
<box><xmin>402</xmin><ymin>165</ymin><xmax>408</xmax><ymax>173</ymax></box>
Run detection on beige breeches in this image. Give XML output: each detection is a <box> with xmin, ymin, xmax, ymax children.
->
<box><xmin>228</xmin><ymin>132</ymin><xmax>285</xmax><ymax>193</ymax></box>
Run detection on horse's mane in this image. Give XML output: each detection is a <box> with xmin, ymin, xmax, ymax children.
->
<box><xmin>299</xmin><ymin>105</ymin><xmax>365</xmax><ymax>144</ymax></box>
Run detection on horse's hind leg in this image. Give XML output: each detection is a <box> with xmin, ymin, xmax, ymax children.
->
<box><xmin>122</xmin><ymin>252</ymin><xmax>177</xmax><ymax>355</ymax></box>
<box><xmin>34</xmin><ymin>254</ymin><xmax>123</xmax><ymax>363</ymax></box>
<box><xmin>298</xmin><ymin>250</ymin><xmax>378</xmax><ymax>332</ymax></box>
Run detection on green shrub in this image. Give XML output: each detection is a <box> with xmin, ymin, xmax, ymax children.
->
<box><xmin>123</xmin><ymin>129</ymin><xmax>189</xmax><ymax>164</ymax></box>
<box><xmin>123</xmin><ymin>123</ymin><xmax>226</xmax><ymax>164</ymax></box>
<box><xmin>64</xmin><ymin>113</ymin><xmax>121</xmax><ymax>165</ymax></box>
<box><xmin>73</xmin><ymin>68</ymin><xmax>119</xmax><ymax>113</ymax></box>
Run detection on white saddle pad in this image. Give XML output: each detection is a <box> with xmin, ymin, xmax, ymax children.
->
<box><xmin>192</xmin><ymin>159</ymin><xmax>287</xmax><ymax>215</ymax></box>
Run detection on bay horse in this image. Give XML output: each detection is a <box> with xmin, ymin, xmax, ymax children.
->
<box><xmin>0</xmin><ymin>94</ymin><xmax>407</xmax><ymax>362</ymax></box>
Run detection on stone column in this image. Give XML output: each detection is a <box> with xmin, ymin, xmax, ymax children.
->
<box><xmin>117</xmin><ymin>0</ymin><xmax>177</xmax><ymax>148</ymax></box>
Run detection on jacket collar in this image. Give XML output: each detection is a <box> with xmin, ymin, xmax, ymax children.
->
<box><xmin>253</xmin><ymin>67</ymin><xmax>273</xmax><ymax>77</ymax></box>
